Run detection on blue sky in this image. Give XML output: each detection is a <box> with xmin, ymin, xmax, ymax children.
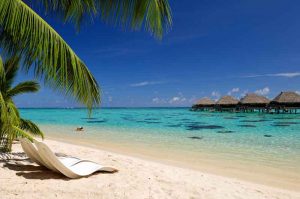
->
<box><xmin>15</xmin><ymin>0</ymin><xmax>300</xmax><ymax>107</ymax></box>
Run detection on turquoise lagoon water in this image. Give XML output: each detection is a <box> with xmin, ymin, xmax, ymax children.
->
<box><xmin>20</xmin><ymin>108</ymin><xmax>300</xmax><ymax>174</ymax></box>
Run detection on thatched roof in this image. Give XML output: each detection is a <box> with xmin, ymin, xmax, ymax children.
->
<box><xmin>240</xmin><ymin>93</ymin><xmax>270</xmax><ymax>104</ymax></box>
<box><xmin>195</xmin><ymin>97</ymin><xmax>215</xmax><ymax>105</ymax></box>
<box><xmin>271</xmin><ymin>91</ymin><xmax>300</xmax><ymax>104</ymax></box>
<box><xmin>216</xmin><ymin>95</ymin><xmax>239</xmax><ymax>105</ymax></box>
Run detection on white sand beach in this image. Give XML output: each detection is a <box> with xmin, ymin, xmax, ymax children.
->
<box><xmin>0</xmin><ymin>139</ymin><xmax>299</xmax><ymax>199</ymax></box>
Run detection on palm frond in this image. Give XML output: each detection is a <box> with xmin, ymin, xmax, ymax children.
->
<box><xmin>0</xmin><ymin>56</ymin><xmax>5</xmax><ymax>87</ymax></box>
<box><xmin>38</xmin><ymin>0</ymin><xmax>97</xmax><ymax>30</ymax></box>
<box><xmin>0</xmin><ymin>92</ymin><xmax>10</xmax><ymax>146</ymax></box>
<box><xmin>20</xmin><ymin>118</ymin><xmax>44</xmax><ymax>139</ymax></box>
<box><xmin>0</xmin><ymin>92</ymin><xmax>8</xmax><ymax>124</ymax></box>
<box><xmin>97</xmin><ymin>0</ymin><xmax>172</xmax><ymax>38</ymax></box>
<box><xmin>12</xmin><ymin>126</ymin><xmax>34</xmax><ymax>142</ymax></box>
<box><xmin>0</xmin><ymin>0</ymin><xmax>100</xmax><ymax>110</ymax></box>
<box><xmin>34</xmin><ymin>0</ymin><xmax>172</xmax><ymax>38</ymax></box>
<box><xmin>6</xmin><ymin>100</ymin><xmax>20</xmax><ymax>124</ymax></box>
<box><xmin>7</xmin><ymin>81</ymin><xmax>40</xmax><ymax>98</ymax></box>
<box><xmin>3</xmin><ymin>55</ymin><xmax>20</xmax><ymax>90</ymax></box>
<box><xmin>0</xmin><ymin>56</ymin><xmax>44</xmax><ymax>151</ymax></box>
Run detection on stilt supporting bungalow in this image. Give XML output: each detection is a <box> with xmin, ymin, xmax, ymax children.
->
<box><xmin>269</xmin><ymin>91</ymin><xmax>300</xmax><ymax>114</ymax></box>
<box><xmin>238</xmin><ymin>93</ymin><xmax>270</xmax><ymax>113</ymax></box>
<box><xmin>191</xmin><ymin>97</ymin><xmax>215</xmax><ymax>111</ymax></box>
<box><xmin>215</xmin><ymin>96</ymin><xmax>239</xmax><ymax>112</ymax></box>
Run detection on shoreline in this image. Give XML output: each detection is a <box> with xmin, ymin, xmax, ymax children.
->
<box><xmin>46</xmin><ymin>134</ymin><xmax>300</xmax><ymax>192</ymax></box>
<box><xmin>1</xmin><ymin>139</ymin><xmax>299</xmax><ymax>199</ymax></box>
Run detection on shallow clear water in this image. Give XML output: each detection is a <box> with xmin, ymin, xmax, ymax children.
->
<box><xmin>20</xmin><ymin>108</ymin><xmax>300</xmax><ymax>172</ymax></box>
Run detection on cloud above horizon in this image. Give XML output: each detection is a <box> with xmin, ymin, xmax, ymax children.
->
<box><xmin>151</xmin><ymin>92</ymin><xmax>193</xmax><ymax>106</ymax></box>
<box><xmin>243</xmin><ymin>72</ymin><xmax>300</xmax><ymax>78</ymax></box>
<box><xmin>169</xmin><ymin>96</ymin><xmax>186</xmax><ymax>104</ymax></box>
<box><xmin>255</xmin><ymin>87</ymin><xmax>270</xmax><ymax>96</ymax></box>
<box><xmin>211</xmin><ymin>91</ymin><xmax>221</xmax><ymax>99</ymax></box>
<box><xmin>130</xmin><ymin>81</ymin><xmax>165</xmax><ymax>87</ymax></box>
<box><xmin>227</xmin><ymin>87</ymin><xmax>240</xmax><ymax>96</ymax></box>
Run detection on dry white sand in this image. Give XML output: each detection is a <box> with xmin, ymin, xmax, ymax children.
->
<box><xmin>0</xmin><ymin>139</ymin><xmax>299</xmax><ymax>199</ymax></box>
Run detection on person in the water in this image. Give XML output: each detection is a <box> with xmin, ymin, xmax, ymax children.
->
<box><xmin>76</xmin><ymin>126</ymin><xmax>84</xmax><ymax>131</ymax></box>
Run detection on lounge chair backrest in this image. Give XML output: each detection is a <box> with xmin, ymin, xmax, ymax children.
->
<box><xmin>20</xmin><ymin>138</ymin><xmax>44</xmax><ymax>166</ymax></box>
<box><xmin>25</xmin><ymin>139</ymin><xmax>59</xmax><ymax>172</ymax></box>
<box><xmin>35</xmin><ymin>140</ymin><xmax>79</xmax><ymax>178</ymax></box>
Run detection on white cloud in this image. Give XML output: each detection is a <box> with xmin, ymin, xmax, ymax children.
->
<box><xmin>152</xmin><ymin>97</ymin><xmax>166</xmax><ymax>104</ymax></box>
<box><xmin>227</xmin><ymin>87</ymin><xmax>240</xmax><ymax>95</ymax></box>
<box><xmin>152</xmin><ymin>97</ymin><xmax>160</xmax><ymax>103</ymax></box>
<box><xmin>211</xmin><ymin>91</ymin><xmax>220</xmax><ymax>99</ymax></box>
<box><xmin>170</xmin><ymin>97</ymin><xmax>180</xmax><ymax>103</ymax></box>
<box><xmin>296</xmin><ymin>91</ymin><xmax>300</xmax><ymax>95</ymax></box>
<box><xmin>240</xmin><ymin>90</ymin><xmax>249</xmax><ymax>97</ymax></box>
<box><xmin>108</xmin><ymin>96</ymin><xmax>113</xmax><ymax>102</ymax></box>
<box><xmin>152</xmin><ymin>93</ymin><xmax>191</xmax><ymax>105</ymax></box>
<box><xmin>243</xmin><ymin>72</ymin><xmax>300</xmax><ymax>78</ymax></box>
<box><xmin>130</xmin><ymin>81</ymin><xmax>165</xmax><ymax>87</ymax></box>
<box><xmin>255</xmin><ymin>87</ymin><xmax>270</xmax><ymax>96</ymax></box>
<box><xmin>271</xmin><ymin>72</ymin><xmax>300</xmax><ymax>78</ymax></box>
<box><xmin>169</xmin><ymin>96</ymin><xmax>186</xmax><ymax>104</ymax></box>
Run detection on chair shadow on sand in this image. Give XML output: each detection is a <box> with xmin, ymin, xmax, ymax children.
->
<box><xmin>0</xmin><ymin>152</ymin><xmax>114</xmax><ymax>180</ymax></box>
<box><xmin>0</xmin><ymin>152</ymin><xmax>69</xmax><ymax>180</ymax></box>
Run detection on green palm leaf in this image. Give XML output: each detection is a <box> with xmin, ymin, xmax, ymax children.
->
<box><xmin>0</xmin><ymin>56</ymin><xmax>5</xmax><ymax>87</ymax></box>
<box><xmin>12</xmin><ymin>126</ymin><xmax>34</xmax><ymax>142</ymax></box>
<box><xmin>8</xmin><ymin>81</ymin><xmax>40</xmax><ymax>98</ymax></box>
<box><xmin>38</xmin><ymin>0</ymin><xmax>97</xmax><ymax>30</ymax></box>
<box><xmin>0</xmin><ymin>0</ymin><xmax>100</xmax><ymax>110</ymax></box>
<box><xmin>0</xmin><ymin>55</ymin><xmax>44</xmax><ymax>151</ymax></box>
<box><xmin>20</xmin><ymin>119</ymin><xmax>44</xmax><ymax>139</ymax></box>
<box><xmin>5</xmin><ymin>100</ymin><xmax>20</xmax><ymax>124</ymax></box>
<box><xmin>97</xmin><ymin>0</ymin><xmax>172</xmax><ymax>38</ymax></box>
<box><xmin>0</xmin><ymin>0</ymin><xmax>172</xmax><ymax>111</ymax></box>
<box><xmin>3</xmin><ymin>55</ymin><xmax>20</xmax><ymax>90</ymax></box>
<box><xmin>37</xmin><ymin>0</ymin><xmax>172</xmax><ymax>37</ymax></box>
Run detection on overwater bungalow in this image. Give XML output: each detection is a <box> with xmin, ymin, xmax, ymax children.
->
<box><xmin>192</xmin><ymin>97</ymin><xmax>215</xmax><ymax>111</ymax></box>
<box><xmin>269</xmin><ymin>91</ymin><xmax>300</xmax><ymax>113</ymax></box>
<box><xmin>239</xmin><ymin>93</ymin><xmax>270</xmax><ymax>112</ymax></box>
<box><xmin>216</xmin><ymin>95</ymin><xmax>239</xmax><ymax>112</ymax></box>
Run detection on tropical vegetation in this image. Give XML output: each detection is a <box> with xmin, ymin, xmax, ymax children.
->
<box><xmin>0</xmin><ymin>55</ymin><xmax>44</xmax><ymax>152</ymax></box>
<box><xmin>0</xmin><ymin>0</ymin><xmax>171</xmax><ymax>151</ymax></box>
<box><xmin>0</xmin><ymin>0</ymin><xmax>172</xmax><ymax>110</ymax></box>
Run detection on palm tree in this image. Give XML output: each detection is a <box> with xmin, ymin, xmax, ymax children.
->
<box><xmin>0</xmin><ymin>55</ymin><xmax>44</xmax><ymax>152</ymax></box>
<box><xmin>0</xmin><ymin>1</ymin><xmax>172</xmax><ymax>111</ymax></box>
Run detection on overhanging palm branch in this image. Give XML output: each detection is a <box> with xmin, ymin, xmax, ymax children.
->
<box><xmin>3</xmin><ymin>55</ymin><xmax>21</xmax><ymax>90</ymax></box>
<box><xmin>12</xmin><ymin>126</ymin><xmax>34</xmax><ymax>142</ymax></box>
<box><xmin>0</xmin><ymin>0</ymin><xmax>100</xmax><ymax>110</ymax></box>
<box><xmin>0</xmin><ymin>0</ymin><xmax>172</xmax><ymax>111</ymax></box>
<box><xmin>20</xmin><ymin>119</ymin><xmax>44</xmax><ymax>139</ymax></box>
<box><xmin>96</xmin><ymin>0</ymin><xmax>172</xmax><ymax>38</ymax></box>
<box><xmin>7</xmin><ymin>81</ymin><xmax>40</xmax><ymax>98</ymax></box>
<box><xmin>37</xmin><ymin>0</ymin><xmax>172</xmax><ymax>37</ymax></box>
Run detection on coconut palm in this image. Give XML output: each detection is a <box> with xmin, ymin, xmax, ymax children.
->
<box><xmin>0</xmin><ymin>1</ymin><xmax>172</xmax><ymax>111</ymax></box>
<box><xmin>0</xmin><ymin>55</ymin><xmax>44</xmax><ymax>152</ymax></box>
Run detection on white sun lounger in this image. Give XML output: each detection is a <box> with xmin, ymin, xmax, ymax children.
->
<box><xmin>20</xmin><ymin>138</ymin><xmax>82</xmax><ymax>172</ymax></box>
<box><xmin>34</xmin><ymin>140</ymin><xmax>117</xmax><ymax>178</ymax></box>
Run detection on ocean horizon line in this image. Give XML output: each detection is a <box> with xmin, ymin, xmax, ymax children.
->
<box><xmin>19</xmin><ymin>106</ymin><xmax>191</xmax><ymax>109</ymax></box>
